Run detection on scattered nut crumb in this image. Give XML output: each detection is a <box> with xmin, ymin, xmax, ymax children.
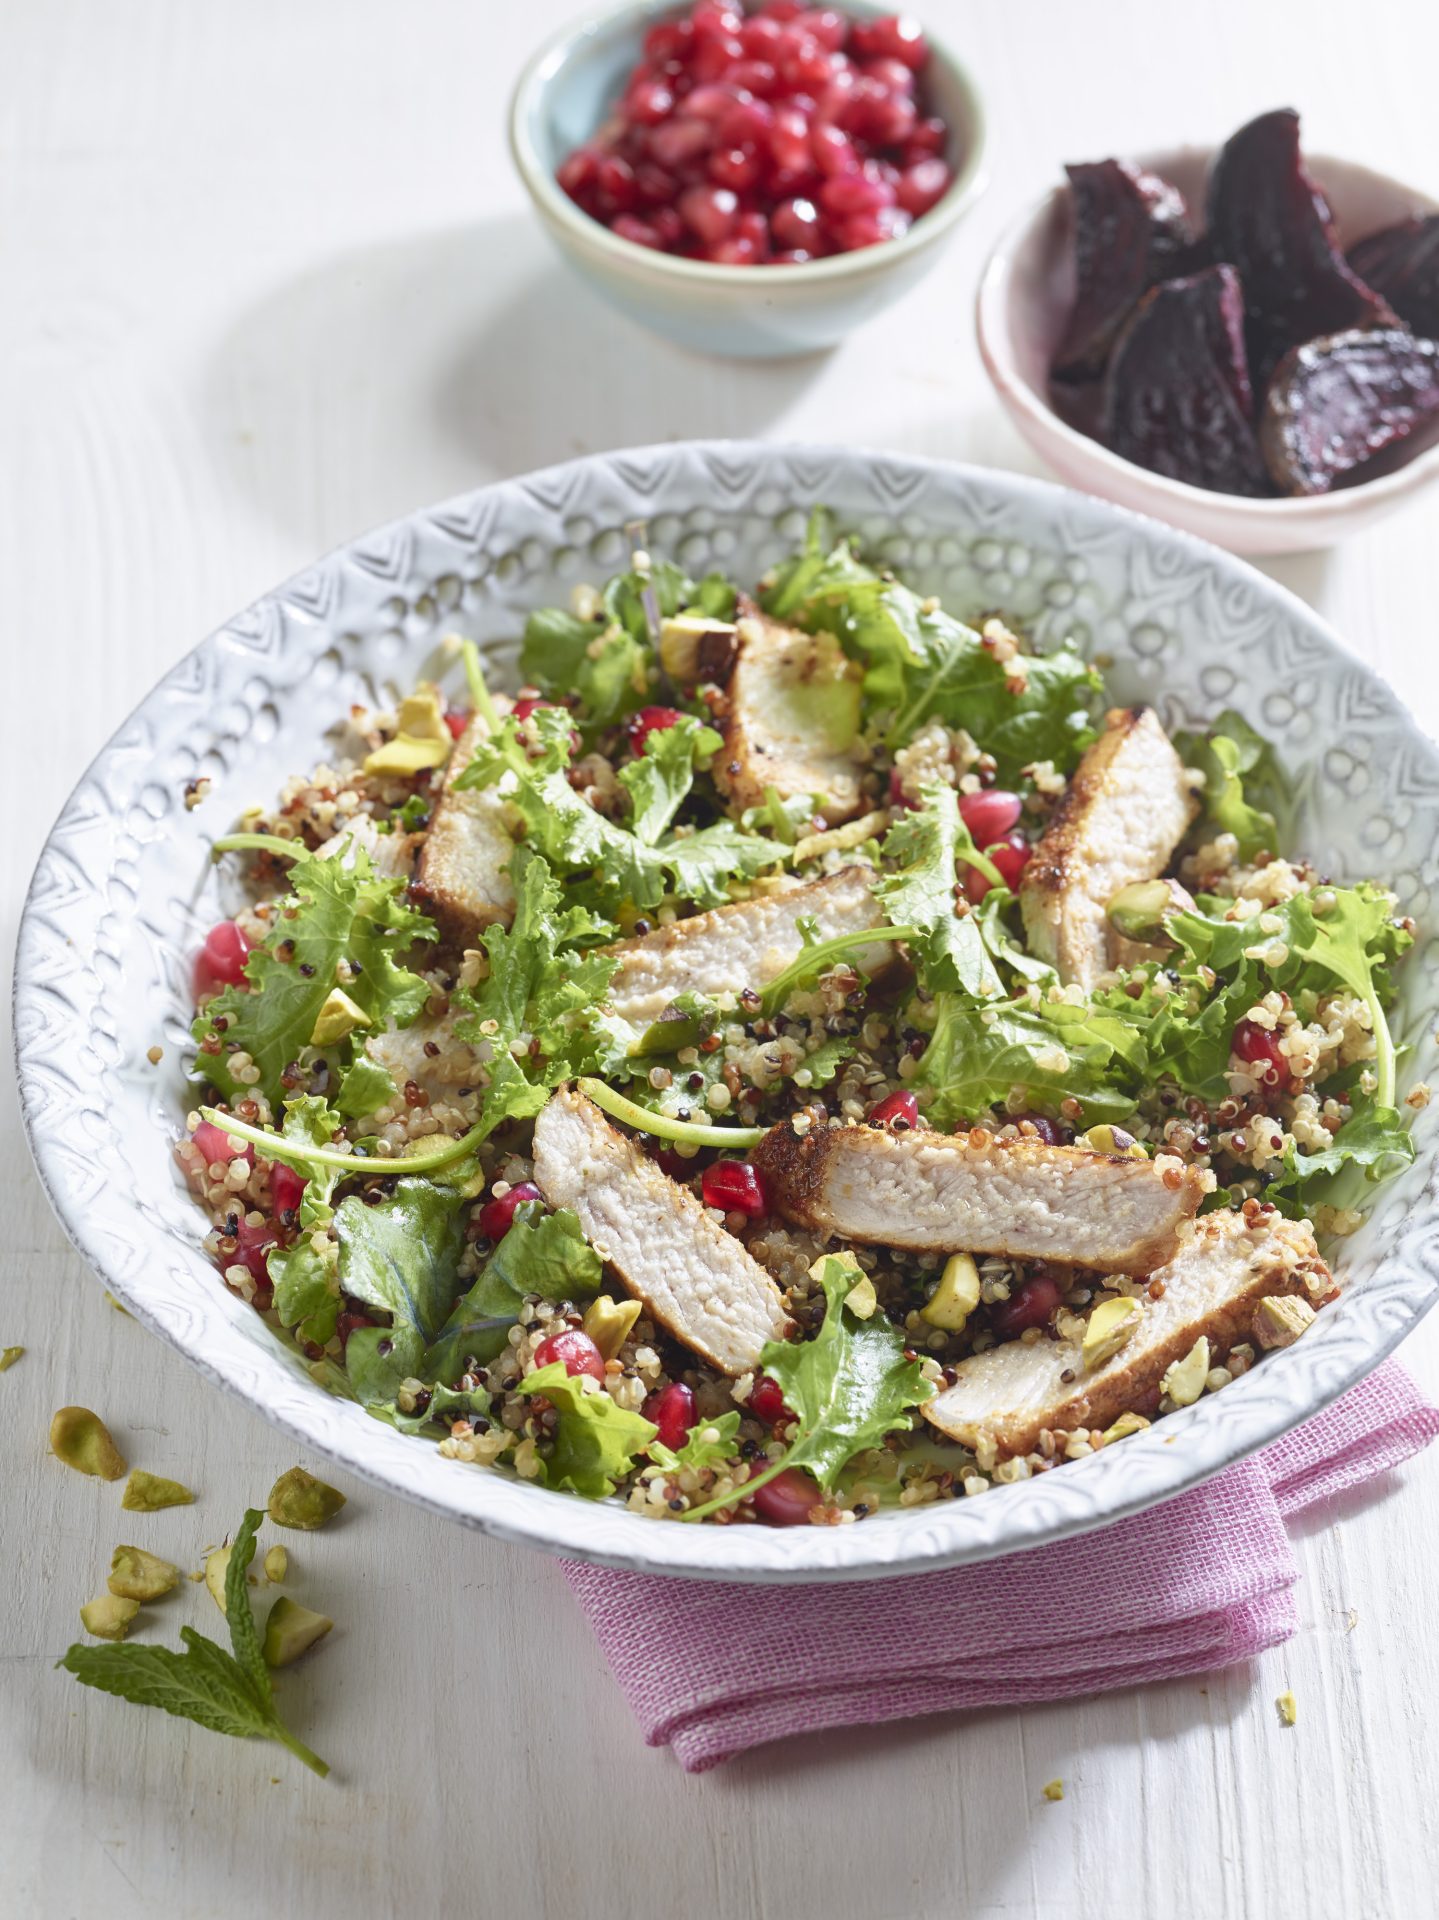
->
<box><xmin>0</xmin><ymin>1347</ymin><xmax>23</xmax><ymax>1373</ymax></box>
<box><xmin>1276</xmin><ymin>1690</ymin><xmax>1297</xmax><ymax>1727</ymax></box>
<box><xmin>1042</xmin><ymin>1779</ymin><xmax>1064</xmax><ymax>1802</ymax></box>
<box><xmin>146</xmin><ymin>1045</ymin><xmax>164</xmax><ymax>1065</ymax></box>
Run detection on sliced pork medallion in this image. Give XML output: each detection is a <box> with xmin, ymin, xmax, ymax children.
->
<box><xmin>531</xmin><ymin>1088</ymin><xmax>790</xmax><ymax>1375</ymax></box>
<box><xmin>711</xmin><ymin>606</ymin><xmax>865</xmax><ymax>826</ymax></box>
<box><xmin>602</xmin><ymin>866</ymin><xmax>889</xmax><ymax>1027</ymax></box>
<box><xmin>411</xmin><ymin>711</ymin><xmax>516</xmax><ymax>946</ymax></box>
<box><xmin>1019</xmin><ymin>706</ymin><xmax>1197</xmax><ymax>991</ymax></box>
<box><xmin>752</xmin><ymin>1120</ymin><xmax>1209</xmax><ymax>1272</ymax></box>
<box><xmin>923</xmin><ymin>1211</ymin><xmax>1332</xmax><ymax>1457</ymax></box>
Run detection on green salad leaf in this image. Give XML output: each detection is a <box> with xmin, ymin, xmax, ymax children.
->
<box><xmin>877</xmin><ymin>786</ymin><xmax>1003</xmax><ymax>998</ymax></box>
<box><xmin>648</xmin><ymin>1409</ymin><xmax>743</xmax><ymax>1474</ymax></box>
<box><xmin>687</xmin><ymin>1254</ymin><xmax>933</xmax><ymax>1520</ymax></box>
<box><xmin>266</xmin><ymin>1098</ymin><xmax>344</xmax><ymax>1344</ymax></box>
<box><xmin>620</xmin><ymin>713</ymin><xmax>723</xmax><ymax>846</ymax></box>
<box><xmin>521</xmin><ymin>606</ymin><xmax>648</xmax><ymax>732</ymax></box>
<box><xmin>516</xmin><ymin>1362</ymin><xmax>658</xmax><ymax>1498</ymax></box>
<box><xmin>1284</xmin><ymin>887</ymin><xmax>1408</xmax><ymax>1109</ymax></box>
<box><xmin>336</xmin><ymin>1177</ymin><xmax>471</xmax><ymax>1404</ymax></box>
<box><xmin>914</xmin><ymin>995</ymin><xmax>1143</xmax><ymax>1128</ymax></box>
<box><xmin>1175</xmin><ymin>711</ymin><xmax>1283</xmax><ymax>860</ymax></box>
<box><xmin>335</xmin><ymin>1053</ymin><xmax>396</xmax><ymax>1120</ymax></box>
<box><xmin>58</xmin><ymin>1509</ymin><xmax>328</xmax><ymax>1778</ymax></box>
<box><xmin>192</xmin><ymin>844</ymin><xmax>433</xmax><ymax>1106</ymax></box>
<box><xmin>422</xmin><ymin>1203</ymin><xmax>601</xmax><ymax>1384</ymax></box>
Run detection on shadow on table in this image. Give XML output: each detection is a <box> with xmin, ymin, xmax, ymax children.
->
<box><xmin>201</xmin><ymin>212</ymin><xmax>828</xmax><ymax>545</ymax></box>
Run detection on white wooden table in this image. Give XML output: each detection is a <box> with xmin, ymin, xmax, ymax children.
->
<box><xmin>5</xmin><ymin>3</ymin><xmax>1439</xmax><ymax>1914</ymax></box>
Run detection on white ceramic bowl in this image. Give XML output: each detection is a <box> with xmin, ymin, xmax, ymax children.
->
<box><xmin>977</xmin><ymin>147</ymin><xmax>1439</xmax><ymax>554</ymax></box>
<box><xmin>16</xmin><ymin>443</ymin><xmax>1439</xmax><ymax>1582</ymax></box>
<box><xmin>508</xmin><ymin>0</ymin><xmax>988</xmax><ymax>358</ymax></box>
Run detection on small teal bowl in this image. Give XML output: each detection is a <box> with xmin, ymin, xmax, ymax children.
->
<box><xmin>508</xmin><ymin>0</ymin><xmax>988</xmax><ymax>359</ymax></box>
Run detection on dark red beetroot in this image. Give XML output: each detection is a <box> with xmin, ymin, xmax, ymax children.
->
<box><xmin>1261</xmin><ymin>329</ymin><xmax>1439</xmax><ymax>495</ymax></box>
<box><xmin>1349</xmin><ymin>215</ymin><xmax>1439</xmax><ymax>341</ymax></box>
<box><xmin>1206</xmin><ymin>108</ymin><xmax>1396</xmax><ymax>387</ymax></box>
<box><xmin>1052</xmin><ymin>159</ymin><xmax>1193</xmax><ymax>383</ymax></box>
<box><xmin>1101</xmin><ymin>266</ymin><xmax>1274</xmax><ymax>497</ymax></box>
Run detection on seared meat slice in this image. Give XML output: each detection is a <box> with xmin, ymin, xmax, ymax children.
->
<box><xmin>531</xmin><ymin>1088</ymin><xmax>791</xmax><ymax>1375</ymax></box>
<box><xmin>412</xmin><ymin>712</ymin><xmax>516</xmax><ymax>946</ymax></box>
<box><xmin>922</xmin><ymin>1211</ymin><xmax>1331</xmax><ymax>1456</ymax></box>
<box><xmin>751</xmin><ymin>1120</ymin><xmax>1208</xmax><ymax>1272</ymax></box>
<box><xmin>1020</xmin><ymin>707</ymin><xmax>1198</xmax><ymax>990</ymax></box>
<box><xmin>711</xmin><ymin>607</ymin><xmax>865</xmax><ymax>826</ymax></box>
<box><xmin>603</xmin><ymin>867</ymin><xmax>890</xmax><ymax>1026</ymax></box>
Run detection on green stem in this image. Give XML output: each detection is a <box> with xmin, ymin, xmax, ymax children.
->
<box><xmin>682</xmin><ymin>1451</ymin><xmax>792</xmax><ymax>1523</ymax></box>
<box><xmin>576</xmin><ymin>1077</ymin><xmax>763</xmax><ymax>1149</ymax></box>
<box><xmin>461</xmin><ymin>640</ymin><xmax>503</xmax><ymax>735</ymax></box>
<box><xmin>211</xmin><ymin>832</ymin><xmax>302</xmax><ymax>860</ymax></box>
<box><xmin>758</xmin><ymin>925</ymin><xmax>922</xmax><ymax>1019</ymax></box>
<box><xmin>1366</xmin><ymin>986</ymin><xmax>1397</xmax><ymax>1110</ymax></box>
<box><xmin>200</xmin><ymin>1107</ymin><xmax>486</xmax><ymax>1175</ymax></box>
<box><xmin>273</xmin><ymin>1724</ymin><xmax>331</xmax><ymax>1779</ymax></box>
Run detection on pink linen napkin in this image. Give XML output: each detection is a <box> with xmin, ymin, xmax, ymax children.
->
<box><xmin>564</xmin><ymin>1361</ymin><xmax>1439</xmax><ymax>1772</ymax></box>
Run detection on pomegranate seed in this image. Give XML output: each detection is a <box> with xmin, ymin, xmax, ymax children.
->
<box><xmin>990</xmin><ymin>1273</ymin><xmax>1063</xmax><ymax>1340</ymax></box>
<box><xmin>644</xmin><ymin>1380</ymin><xmax>698</xmax><ymax>1450</ymax></box>
<box><xmin>888</xmin><ymin>765</ymin><xmax>918</xmax><ymax>810</ymax></box>
<box><xmin>747</xmin><ymin>1374</ymin><xmax>791</xmax><ymax>1426</ymax></box>
<box><xmin>645</xmin><ymin>19</ymin><xmax>693</xmax><ymax>63</ymax></box>
<box><xmin>751</xmin><ymin>1465</ymin><xmax>820</xmax><ymax>1525</ymax></box>
<box><xmin>512</xmin><ymin>695</ymin><xmax>559</xmax><ymax>722</ymax></box>
<box><xmin>771</xmin><ymin>195</ymin><xmax>822</xmax><ymax>250</ymax></box>
<box><xmin>741</xmin><ymin>13</ymin><xmax>784</xmax><ymax>54</ymax></box>
<box><xmin>649</xmin><ymin>115</ymin><xmax>714</xmax><ymax>170</ymax></box>
<box><xmin>728</xmin><ymin>58</ymin><xmax>779</xmax><ymax>97</ymax></box>
<box><xmin>896</xmin><ymin>156</ymin><xmax>951</xmax><ymax>216</ymax></box>
<box><xmin>779</xmin><ymin>42</ymin><xmax>836</xmax><ymax>92</ymax></box>
<box><xmin>194</xmin><ymin>1119</ymin><xmax>253</xmax><ymax>1167</ymax></box>
<box><xmin>443</xmin><ymin>707</ymin><xmax>470</xmax><ymax>741</ymax></box>
<box><xmin>477</xmin><ymin>1181</ymin><xmax>542</xmax><ymax>1242</ymax></box>
<box><xmin>709</xmin><ymin>144</ymin><xmax>762</xmax><ymax>192</ymax></box>
<box><xmin>964</xmin><ymin>830</ymin><xmax>1030</xmax><ymax>900</ymax></box>
<box><xmin>833</xmin><ymin>205</ymin><xmax>910</xmax><ymax>249</ymax></box>
<box><xmin>648</xmin><ymin>1144</ymin><xmax>689</xmax><ymax>1179</ymax></box>
<box><xmin>718</xmin><ymin>95</ymin><xmax>774</xmax><ymax>146</ymax></box>
<box><xmin>533</xmin><ymin>1329</ymin><xmax>606</xmax><ymax>1383</ymax></box>
<box><xmin>627</xmin><ymin>78</ymin><xmax>676</xmax><ymax>125</ymax></box>
<box><xmin>904</xmin><ymin>115</ymin><xmax>948</xmax><ymax>158</ymax></box>
<box><xmin>861</xmin><ymin>55</ymin><xmax>917</xmax><ymax>94</ymax></box>
<box><xmin>233</xmin><ymin>1218</ymin><xmax>278</xmax><ymax>1283</ymax></box>
<box><xmin>958</xmin><ymin>788</ymin><xmax>1022</xmax><ymax>844</ymax></box>
<box><xmin>850</xmin><ymin>13</ymin><xmax>929</xmax><ymax>69</ymax></box>
<box><xmin>627</xmin><ymin>704</ymin><xmax>684</xmax><ymax>752</ymax></box>
<box><xmin>1232</xmin><ymin>1019</ymin><xmax>1288</xmax><ymax>1084</ymax></box>
<box><xmin>194</xmin><ymin>919</ymin><xmax>253</xmax><ymax>998</ymax></box>
<box><xmin>679</xmin><ymin>182</ymin><xmax>740</xmax><ymax>244</ymax></box>
<box><xmin>867</xmin><ymin>1090</ymin><xmax>920</xmax><ymax>1129</ymax></box>
<box><xmin>772</xmin><ymin>247</ymin><xmax>817</xmax><ymax>263</ymax></box>
<box><xmin>819</xmin><ymin>164</ymin><xmax>895</xmax><ymax>216</ymax></box>
<box><xmin>557</xmin><ymin>147</ymin><xmax>601</xmax><ymax>200</ymax></box>
<box><xmin>702</xmin><ymin>1159</ymin><xmax>768</xmax><ymax>1217</ymax></box>
<box><xmin>268</xmin><ymin>1161</ymin><xmax>306</xmax><ymax>1216</ymax></box>
<box><xmin>335</xmin><ymin>1308</ymin><xmax>373</xmax><ymax>1350</ymax></box>
<box><xmin>798</xmin><ymin>8</ymin><xmax>848</xmax><ymax>51</ymax></box>
<box><xmin>811</xmin><ymin>120</ymin><xmax>859</xmax><ymax>175</ymax></box>
<box><xmin>761</xmin><ymin>0</ymin><xmax>805</xmax><ymax>20</ymax></box>
<box><xmin>707</xmin><ymin>234</ymin><xmax>759</xmax><ymax>264</ymax></box>
<box><xmin>691</xmin><ymin>31</ymin><xmax>744</xmax><ymax>82</ymax></box>
<box><xmin>593</xmin><ymin>154</ymin><xmax>637</xmax><ymax>213</ymax></box>
<box><xmin>612</xmin><ymin>213</ymin><xmax>664</xmax><ymax>249</ymax></box>
<box><xmin>768</xmin><ymin>103</ymin><xmax>812</xmax><ymax>172</ymax></box>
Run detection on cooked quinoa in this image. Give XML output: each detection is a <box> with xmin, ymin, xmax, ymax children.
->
<box><xmin>178</xmin><ymin>516</ymin><xmax>1418</xmax><ymax>1525</ymax></box>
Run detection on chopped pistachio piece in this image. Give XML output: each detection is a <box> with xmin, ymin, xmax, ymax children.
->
<box><xmin>108</xmin><ymin>1546</ymin><xmax>180</xmax><ymax>1603</ymax></box>
<box><xmin>104</xmin><ymin>1292</ymin><xmax>131</xmax><ymax>1315</ymax></box>
<box><xmin>263</xmin><ymin>1546</ymin><xmax>288</xmax><ymax>1584</ymax></box>
<box><xmin>397</xmin><ymin>685</ymin><xmax>449</xmax><ymax>743</ymax></box>
<box><xmin>308</xmin><ymin>986</ymin><xmax>371</xmax><ymax>1049</ymax></box>
<box><xmin>581</xmin><ymin>1294</ymin><xmax>643</xmax><ymax>1361</ymax></box>
<box><xmin>362</xmin><ymin>732</ymin><xmax>450</xmax><ymax>777</ymax></box>
<box><xmin>1082</xmin><ymin>1123</ymin><xmax>1146</xmax><ymax>1159</ymax></box>
<box><xmin>81</xmin><ymin>1593</ymin><xmax>140</xmax><ymax>1641</ymax></box>
<box><xmin>0</xmin><ymin>1346</ymin><xmax>22</xmax><ymax>1372</ymax></box>
<box><xmin>49</xmin><ymin>1407</ymin><xmax>127</xmax><ymax>1480</ymax></box>
<box><xmin>204</xmin><ymin>1545</ymin><xmax>233</xmax><ymax>1613</ymax></box>
<box><xmin>1042</xmin><ymin>1779</ymin><xmax>1064</xmax><ymax>1802</ymax></box>
<box><xmin>267</xmin><ymin>1467</ymin><xmax>347</xmax><ymax>1531</ymax></box>
<box><xmin>1082</xmin><ymin>1296</ymin><xmax>1144</xmax><ymax>1371</ymax></box>
<box><xmin>263</xmin><ymin>1595</ymin><xmax>334</xmax><ymax>1669</ymax></box>
<box><xmin>121</xmin><ymin>1468</ymin><xmax>195</xmax><ymax>1511</ymax></box>
<box><xmin>1161</xmin><ymin>1337</ymin><xmax>1211</xmax><ymax>1408</ymax></box>
<box><xmin>1276</xmin><ymin>1690</ymin><xmax>1297</xmax><ymax>1727</ymax></box>
<box><xmin>1099</xmin><ymin>1410</ymin><xmax>1152</xmax><ymax>1446</ymax></box>
<box><xmin>1105</xmin><ymin>878</ymin><xmax>1175</xmax><ymax>941</ymax></box>
<box><xmin>1253</xmin><ymin>1295</ymin><xmax>1317</xmax><ymax>1351</ymax></box>
<box><xmin>921</xmin><ymin>1252</ymin><xmax>981</xmax><ymax>1331</ymax></box>
<box><xmin>844</xmin><ymin>1274</ymin><xmax>879</xmax><ymax>1320</ymax></box>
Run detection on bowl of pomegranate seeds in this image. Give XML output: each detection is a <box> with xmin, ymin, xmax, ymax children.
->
<box><xmin>977</xmin><ymin>112</ymin><xmax>1439</xmax><ymax>554</ymax></box>
<box><xmin>509</xmin><ymin>0</ymin><xmax>986</xmax><ymax>357</ymax></box>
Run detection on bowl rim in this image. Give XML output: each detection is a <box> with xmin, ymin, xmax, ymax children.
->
<box><xmin>15</xmin><ymin>439</ymin><xmax>1439</xmax><ymax>1583</ymax></box>
<box><xmin>975</xmin><ymin>143</ymin><xmax>1439</xmax><ymax>520</ymax></box>
<box><xmin>507</xmin><ymin>0</ymin><xmax>989</xmax><ymax>286</ymax></box>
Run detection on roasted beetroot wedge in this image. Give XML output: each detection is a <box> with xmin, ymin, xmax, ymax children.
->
<box><xmin>1207</xmin><ymin>109</ymin><xmax>1396</xmax><ymax>386</ymax></box>
<box><xmin>1101</xmin><ymin>266</ymin><xmax>1273</xmax><ymax>495</ymax></box>
<box><xmin>1261</xmin><ymin>328</ymin><xmax>1439</xmax><ymax>495</ymax></box>
<box><xmin>1052</xmin><ymin>159</ymin><xmax>1193</xmax><ymax>383</ymax></box>
<box><xmin>1349</xmin><ymin>215</ymin><xmax>1439</xmax><ymax>341</ymax></box>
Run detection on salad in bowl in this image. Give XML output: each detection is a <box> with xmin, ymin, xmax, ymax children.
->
<box><xmin>180</xmin><ymin>512</ymin><xmax>1418</xmax><ymax>1528</ymax></box>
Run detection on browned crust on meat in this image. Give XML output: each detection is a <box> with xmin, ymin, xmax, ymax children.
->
<box><xmin>751</xmin><ymin>1119</ymin><xmax>1206</xmax><ymax>1271</ymax></box>
<box><xmin>924</xmin><ymin>1220</ymin><xmax>1331</xmax><ymax>1455</ymax></box>
<box><xmin>412</xmin><ymin>715</ymin><xmax>514</xmax><ymax>949</ymax></box>
<box><xmin>602</xmin><ymin>866</ymin><xmax>875</xmax><ymax>968</ymax></box>
<box><xmin>1021</xmin><ymin>706</ymin><xmax>1149</xmax><ymax>907</ymax></box>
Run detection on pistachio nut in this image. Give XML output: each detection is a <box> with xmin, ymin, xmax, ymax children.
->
<box><xmin>1042</xmin><ymin>1779</ymin><xmax>1064</xmax><ymax>1803</ymax></box>
<box><xmin>843</xmin><ymin>1274</ymin><xmax>879</xmax><ymax>1320</ymax></box>
<box><xmin>1161</xmin><ymin>1336</ymin><xmax>1211</xmax><ymax>1408</ymax></box>
<box><xmin>263</xmin><ymin>1596</ymin><xmax>334</xmax><ymax>1669</ymax></box>
<box><xmin>1252</xmin><ymin>1295</ymin><xmax>1316</xmax><ymax>1351</ymax></box>
<box><xmin>581</xmin><ymin>1294</ymin><xmax>643</xmax><ymax>1361</ymax></box>
<box><xmin>49</xmin><ymin>1407</ymin><xmax>127</xmax><ymax>1480</ymax></box>
<box><xmin>263</xmin><ymin>1545</ymin><xmax>289</xmax><ymax>1585</ymax></box>
<box><xmin>1105</xmin><ymin>878</ymin><xmax>1177</xmax><ymax>942</ymax></box>
<box><xmin>1081</xmin><ymin>1124</ymin><xmax>1146</xmax><ymax>1159</ymax></box>
<box><xmin>308</xmin><ymin>987</ymin><xmax>371</xmax><ymax>1049</ymax></box>
<box><xmin>121</xmin><ymin>1468</ymin><xmax>196</xmax><ymax>1511</ymax></box>
<box><xmin>1082</xmin><ymin>1296</ymin><xmax>1144</xmax><ymax>1371</ymax></box>
<box><xmin>108</xmin><ymin>1546</ymin><xmax>180</xmax><ymax>1603</ymax></box>
<box><xmin>396</xmin><ymin>685</ymin><xmax>449</xmax><ymax>743</ymax></box>
<box><xmin>920</xmin><ymin>1252</ymin><xmax>981</xmax><ymax>1331</ymax></box>
<box><xmin>204</xmin><ymin>1544</ymin><xmax>233</xmax><ymax>1613</ymax></box>
<box><xmin>0</xmin><ymin>1346</ymin><xmax>22</xmax><ymax>1372</ymax></box>
<box><xmin>267</xmin><ymin>1466</ymin><xmax>347</xmax><ymax>1531</ymax></box>
<box><xmin>81</xmin><ymin>1593</ymin><xmax>140</xmax><ymax>1641</ymax></box>
<box><xmin>1098</xmin><ymin>1410</ymin><xmax>1152</xmax><ymax>1447</ymax></box>
<box><xmin>1276</xmin><ymin>1690</ymin><xmax>1297</xmax><ymax>1727</ymax></box>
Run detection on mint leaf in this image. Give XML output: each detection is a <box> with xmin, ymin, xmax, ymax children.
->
<box><xmin>193</xmin><ymin>845</ymin><xmax>434</xmax><ymax>1106</ymax></box>
<box><xmin>877</xmin><ymin>785</ymin><xmax>1003</xmax><ymax>998</ymax></box>
<box><xmin>515</xmin><ymin>1362</ymin><xmax>658</xmax><ymax>1498</ymax></box>
<box><xmin>422</xmin><ymin>1204</ymin><xmax>601</xmax><ymax>1382</ymax></box>
<box><xmin>337</xmin><ymin>1178</ymin><xmax>470</xmax><ymax>1403</ymax></box>
<box><xmin>59</xmin><ymin>1509</ymin><xmax>328</xmax><ymax>1777</ymax></box>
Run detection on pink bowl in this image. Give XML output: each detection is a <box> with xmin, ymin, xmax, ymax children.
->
<box><xmin>976</xmin><ymin>146</ymin><xmax>1439</xmax><ymax>555</ymax></box>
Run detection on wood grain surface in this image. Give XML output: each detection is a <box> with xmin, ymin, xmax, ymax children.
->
<box><xmin>4</xmin><ymin>3</ymin><xmax>1438</xmax><ymax>1915</ymax></box>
